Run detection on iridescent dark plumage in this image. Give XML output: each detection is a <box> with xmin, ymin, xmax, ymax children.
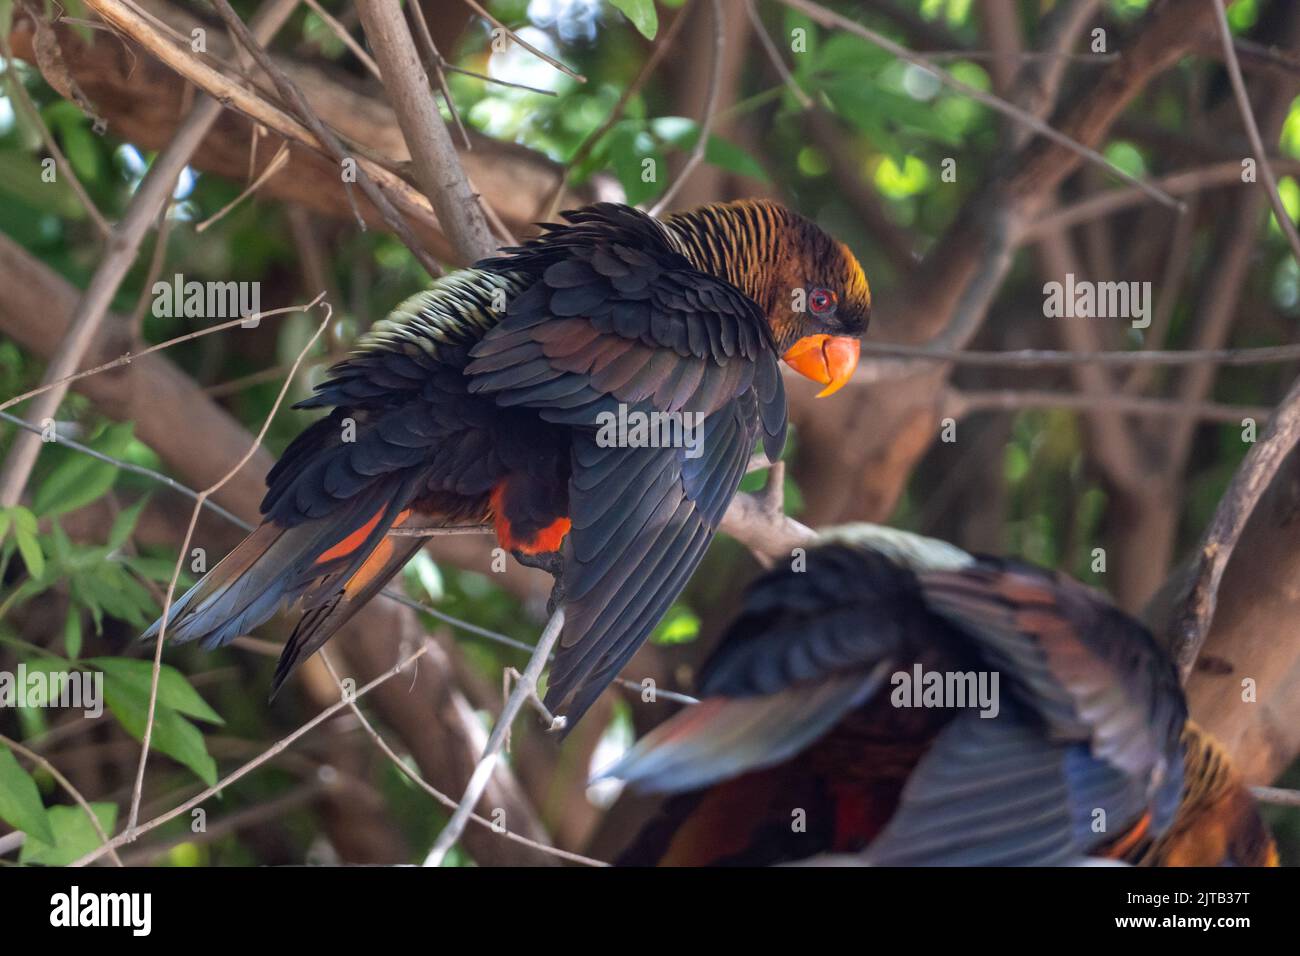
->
<box><xmin>610</xmin><ymin>527</ymin><xmax>1276</xmax><ymax>867</ymax></box>
<box><xmin>143</xmin><ymin>201</ymin><xmax>870</xmax><ymax>726</ymax></box>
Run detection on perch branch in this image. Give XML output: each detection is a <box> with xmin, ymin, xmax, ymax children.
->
<box><xmin>423</xmin><ymin>608</ymin><xmax>567</xmax><ymax>866</ymax></box>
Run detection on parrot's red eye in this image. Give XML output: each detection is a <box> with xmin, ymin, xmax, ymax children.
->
<box><xmin>809</xmin><ymin>288</ymin><xmax>837</xmax><ymax>315</ymax></box>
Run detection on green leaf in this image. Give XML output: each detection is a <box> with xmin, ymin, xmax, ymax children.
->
<box><xmin>609</xmin><ymin>0</ymin><xmax>658</xmax><ymax>39</ymax></box>
<box><xmin>70</xmin><ymin>578</ymin><xmax>104</xmax><ymax>635</ymax></box>
<box><xmin>704</xmin><ymin>136</ymin><xmax>770</xmax><ymax>182</ymax></box>
<box><xmin>10</xmin><ymin>506</ymin><xmax>36</xmax><ymax>536</ymax></box>
<box><xmin>19</xmin><ymin>803</ymin><xmax>117</xmax><ymax>866</ymax></box>
<box><xmin>77</xmin><ymin>565</ymin><xmax>154</xmax><ymax>627</ymax></box>
<box><xmin>88</xmin><ymin>658</ymin><xmax>223</xmax><ymax>725</ymax></box>
<box><xmin>810</xmin><ymin>33</ymin><xmax>889</xmax><ymax>76</ymax></box>
<box><xmin>32</xmin><ymin>453</ymin><xmax>117</xmax><ymax>518</ymax></box>
<box><xmin>108</xmin><ymin>497</ymin><xmax>149</xmax><ymax>551</ymax></box>
<box><xmin>124</xmin><ymin>554</ymin><xmax>187</xmax><ymax>583</ymax></box>
<box><xmin>0</xmin><ymin>151</ymin><xmax>83</xmax><ymax>218</ymax></box>
<box><xmin>405</xmin><ymin>550</ymin><xmax>443</xmax><ymax>603</ymax></box>
<box><xmin>13</xmin><ymin>525</ymin><xmax>43</xmax><ymax>579</ymax></box>
<box><xmin>650</xmin><ymin>605</ymin><xmax>701</xmax><ymax>645</ymax></box>
<box><xmin>0</xmin><ymin>510</ymin><xmax>11</xmax><ymax>543</ymax></box>
<box><xmin>0</xmin><ymin>745</ymin><xmax>56</xmax><ymax>846</ymax></box>
<box><xmin>608</xmin><ymin>123</ymin><xmax>664</xmax><ymax>206</ymax></box>
<box><xmin>62</xmin><ymin>608</ymin><xmax>83</xmax><ymax>659</ymax></box>
<box><xmin>103</xmin><ymin>674</ymin><xmax>218</xmax><ymax>785</ymax></box>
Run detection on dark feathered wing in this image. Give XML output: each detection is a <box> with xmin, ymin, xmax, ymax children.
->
<box><xmin>916</xmin><ymin>560</ymin><xmax>1187</xmax><ymax>836</ymax></box>
<box><xmin>604</xmin><ymin>545</ymin><xmax>937</xmax><ymax>791</ymax></box>
<box><xmin>467</xmin><ymin>204</ymin><xmax>787</xmax><ymax>725</ymax></box>
<box><xmin>610</xmin><ymin>530</ymin><xmax>1190</xmax><ymax>865</ymax></box>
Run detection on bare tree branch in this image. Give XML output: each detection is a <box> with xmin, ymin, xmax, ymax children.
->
<box><xmin>0</xmin><ymin>0</ymin><xmax>301</xmax><ymax>508</ymax></box>
<box><xmin>0</xmin><ymin>26</ymin><xmax>111</xmax><ymax>237</ymax></box>
<box><xmin>207</xmin><ymin>0</ymin><xmax>444</xmax><ymax>277</ymax></box>
<box><xmin>0</xmin><ymin>732</ymin><xmax>124</xmax><ymax>866</ymax></box>
<box><xmin>854</xmin><ymin>340</ymin><xmax>1300</xmax><ymax>372</ymax></box>
<box><xmin>355</xmin><ymin>0</ymin><xmax>497</xmax><ymax>261</ymax></box>
<box><xmin>424</xmin><ymin>608</ymin><xmax>567</xmax><ymax>866</ymax></box>
<box><xmin>318</xmin><ymin>651</ymin><xmax>605</xmax><ymax>866</ymax></box>
<box><xmin>947</xmin><ymin>388</ymin><xmax>1270</xmax><ymax>424</ymax></box>
<box><xmin>1168</xmin><ymin>372</ymin><xmax>1300</xmax><ymax>676</ymax></box>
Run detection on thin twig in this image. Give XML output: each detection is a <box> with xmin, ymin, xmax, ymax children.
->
<box><xmin>83</xmin><ymin>0</ymin><xmax>446</xmax><ymax>258</ymax></box>
<box><xmin>319</xmin><ymin>652</ymin><xmax>605</xmax><ymax>866</ymax></box>
<box><xmin>126</xmin><ymin>296</ymin><xmax>331</xmax><ymax>835</ymax></box>
<box><xmin>127</xmin><ymin>203</ymin><xmax>176</xmax><ymax>343</ymax></box>
<box><xmin>118</xmin><ymin>775</ymin><xmax>331</xmax><ymax>865</ymax></box>
<box><xmin>0</xmin><ymin>299</ymin><xmax>323</xmax><ymax>414</ymax></box>
<box><xmin>301</xmin><ymin>0</ymin><xmax>380</xmax><ymax>80</ymax></box>
<box><xmin>541</xmin><ymin>1</ymin><xmax>693</xmax><ymax>221</ymax></box>
<box><xmin>650</xmin><ymin>0</ymin><xmax>723</xmax><ymax>216</ymax></box>
<box><xmin>0</xmin><ymin>733</ymin><xmax>124</xmax><ymax>867</ymax></box>
<box><xmin>440</xmin><ymin>61</ymin><xmax>558</xmax><ymax>96</ymax></box>
<box><xmin>195</xmin><ymin>141</ymin><xmax>291</xmax><ymax>233</ymax></box>
<box><xmin>406</xmin><ymin>0</ymin><xmax>470</xmax><ymax>151</ymax></box>
<box><xmin>1022</xmin><ymin>158</ymin><xmax>1300</xmax><ymax>240</ymax></box>
<box><xmin>424</xmin><ymin>607</ymin><xmax>566</xmax><ymax>866</ymax></box>
<box><xmin>856</xmin><ymin>340</ymin><xmax>1300</xmax><ymax>371</ymax></box>
<box><xmin>776</xmin><ymin>0</ymin><xmax>1182</xmax><ymax>210</ymax></box>
<box><xmin>208</xmin><ymin>0</ymin><xmax>445</xmax><ymax>277</ymax></box>
<box><xmin>948</xmin><ymin>388</ymin><xmax>1271</xmax><ymax>424</ymax></box>
<box><xmin>1252</xmin><ymin>785</ymin><xmax>1300</xmax><ymax>807</ymax></box>
<box><xmin>0</xmin><ymin>410</ymin><xmax>247</xmax><ymax>527</ymax></box>
<box><xmin>925</xmin><ymin>49</ymin><xmax>1117</xmax><ymax>63</ymax></box>
<box><xmin>458</xmin><ymin>0</ymin><xmax>585</xmax><ymax>82</ymax></box>
<box><xmin>68</xmin><ymin>644</ymin><xmax>427</xmax><ymax>867</ymax></box>
<box><xmin>0</xmin><ymin>0</ymin><xmax>302</xmax><ymax>509</ymax></box>
<box><xmin>1210</xmin><ymin>0</ymin><xmax>1300</xmax><ymax>266</ymax></box>
<box><xmin>0</xmin><ymin>30</ymin><xmax>111</xmax><ymax>237</ymax></box>
<box><xmin>744</xmin><ymin>0</ymin><xmax>810</xmax><ymax>108</ymax></box>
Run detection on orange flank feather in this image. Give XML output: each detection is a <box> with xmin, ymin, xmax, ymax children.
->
<box><xmin>342</xmin><ymin>509</ymin><xmax>412</xmax><ymax>596</ymax></box>
<box><xmin>316</xmin><ymin>509</ymin><xmax>385</xmax><ymax>564</ymax></box>
<box><xmin>490</xmin><ymin>480</ymin><xmax>571</xmax><ymax>555</ymax></box>
<box><xmin>521</xmin><ymin>516</ymin><xmax>572</xmax><ymax>555</ymax></box>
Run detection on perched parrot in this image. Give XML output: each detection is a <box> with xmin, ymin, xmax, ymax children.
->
<box><xmin>608</xmin><ymin>526</ymin><xmax>1277</xmax><ymax>867</ymax></box>
<box><xmin>143</xmin><ymin>201</ymin><xmax>869</xmax><ymax>727</ymax></box>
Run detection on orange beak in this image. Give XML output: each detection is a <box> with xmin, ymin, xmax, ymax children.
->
<box><xmin>781</xmin><ymin>334</ymin><xmax>861</xmax><ymax>397</ymax></box>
